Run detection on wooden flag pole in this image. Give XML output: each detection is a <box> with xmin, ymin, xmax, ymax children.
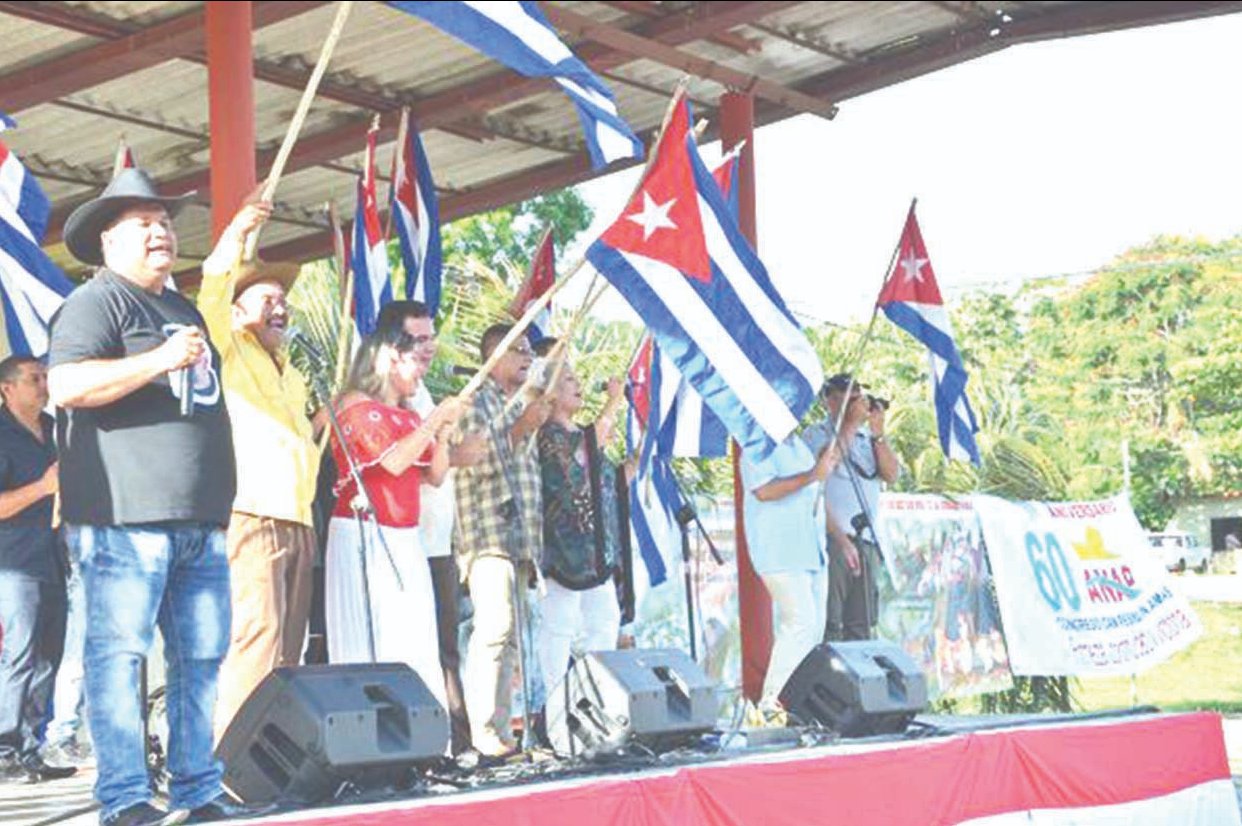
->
<box><xmin>814</xmin><ymin>196</ymin><xmax>916</xmax><ymax>516</ymax></box>
<box><xmin>245</xmin><ymin>0</ymin><xmax>354</xmax><ymax>259</ymax></box>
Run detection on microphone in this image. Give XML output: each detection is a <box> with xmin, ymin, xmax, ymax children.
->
<box><xmin>287</xmin><ymin>327</ymin><xmax>327</xmax><ymax>372</ymax></box>
<box><xmin>177</xmin><ymin>368</ymin><xmax>193</xmax><ymax>417</ymax></box>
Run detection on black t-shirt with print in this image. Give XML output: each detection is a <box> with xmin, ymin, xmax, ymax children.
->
<box><xmin>47</xmin><ymin>269</ymin><xmax>236</xmax><ymax>527</ymax></box>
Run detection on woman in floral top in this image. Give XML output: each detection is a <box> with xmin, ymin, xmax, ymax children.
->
<box><xmin>534</xmin><ymin>362</ymin><xmax>628</xmax><ymax>699</ymax></box>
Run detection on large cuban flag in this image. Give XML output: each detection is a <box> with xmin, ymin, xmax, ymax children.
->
<box><xmin>352</xmin><ymin>127</ymin><xmax>391</xmax><ymax>337</ymax></box>
<box><xmin>0</xmin><ymin>132</ymin><xmax>74</xmax><ymax>357</ymax></box>
<box><xmin>631</xmin><ymin>332</ymin><xmax>727</xmax><ymax>461</ymax></box>
<box><xmin>586</xmin><ymin>92</ymin><xmax>822</xmax><ymax>459</ymax></box>
<box><xmin>625</xmin><ymin>335</ymin><xmax>679</xmax><ymax>587</ymax></box>
<box><xmin>390</xmin><ymin>109</ymin><xmax>442</xmax><ymax>316</ymax></box>
<box><xmin>386</xmin><ymin>1</ymin><xmax>642</xmax><ymax>169</ymax></box>
<box><xmin>877</xmin><ymin>206</ymin><xmax>981</xmax><ymax>464</ymax></box>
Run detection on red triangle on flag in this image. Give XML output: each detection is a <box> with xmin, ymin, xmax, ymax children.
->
<box><xmin>877</xmin><ymin>207</ymin><xmax>944</xmax><ymax>306</ymax></box>
<box><xmin>510</xmin><ymin>227</ymin><xmax>556</xmax><ymax>319</ymax></box>
<box><xmin>627</xmin><ymin>334</ymin><xmax>654</xmax><ymax>426</ymax></box>
<box><xmin>600</xmin><ymin>96</ymin><xmax>712</xmax><ymax>283</ymax></box>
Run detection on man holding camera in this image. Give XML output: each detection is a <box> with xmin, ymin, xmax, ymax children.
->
<box><xmin>810</xmin><ymin>374</ymin><xmax>900</xmax><ymax>641</ymax></box>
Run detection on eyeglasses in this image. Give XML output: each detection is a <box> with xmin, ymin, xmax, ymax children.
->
<box><xmin>409</xmin><ymin>334</ymin><xmax>436</xmax><ymax>348</ymax></box>
<box><xmin>508</xmin><ymin>345</ymin><xmax>534</xmax><ymax>358</ymax></box>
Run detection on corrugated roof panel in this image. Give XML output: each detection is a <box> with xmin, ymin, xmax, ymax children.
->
<box><xmin>0</xmin><ymin>16</ymin><xmax>95</xmax><ymax>76</ymax></box>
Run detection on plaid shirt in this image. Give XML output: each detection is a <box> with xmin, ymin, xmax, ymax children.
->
<box><xmin>454</xmin><ymin>379</ymin><xmax>542</xmax><ymax>568</ymax></box>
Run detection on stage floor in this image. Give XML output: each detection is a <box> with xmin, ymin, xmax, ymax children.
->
<box><xmin>5</xmin><ymin>711</ymin><xmax>1240</xmax><ymax>826</ymax></box>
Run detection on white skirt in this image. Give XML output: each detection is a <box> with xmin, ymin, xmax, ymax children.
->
<box><xmin>325</xmin><ymin>517</ymin><xmax>447</xmax><ymax>712</ymax></box>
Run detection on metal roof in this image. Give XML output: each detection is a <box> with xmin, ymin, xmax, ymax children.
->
<box><xmin>2</xmin><ymin>0</ymin><xmax>1239</xmax><ymax>281</ymax></box>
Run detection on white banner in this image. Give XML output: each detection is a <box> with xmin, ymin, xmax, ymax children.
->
<box><xmin>975</xmin><ymin>494</ymin><xmax>1201</xmax><ymax>675</ymax></box>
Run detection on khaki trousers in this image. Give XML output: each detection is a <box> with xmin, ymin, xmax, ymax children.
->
<box><xmin>214</xmin><ymin>513</ymin><xmax>315</xmax><ymax>740</ymax></box>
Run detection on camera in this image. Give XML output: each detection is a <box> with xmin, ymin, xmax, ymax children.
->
<box><xmin>866</xmin><ymin>394</ymin><xmax>890</xmax><ymax>412</ymax></box>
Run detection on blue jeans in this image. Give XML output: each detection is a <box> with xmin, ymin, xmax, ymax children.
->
<box><xmin>68</xmin><ymin>523</ymin><xmax>231</xmax><ymax>819</ymax></box>
<box><xmin>0</xmin><ymin>572</ymin><xmax>66</xmax><ymax>763</ymax></box>
<box><xmin>46</xmin><ymin>540</ymin><xmax>86</xmax><ymax>747</ymax></box>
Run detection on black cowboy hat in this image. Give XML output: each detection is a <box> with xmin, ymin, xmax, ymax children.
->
<box><xmin>63</xmin><ymin>168</ymin><xmax>196</xmax><ymax>266</ymax></box>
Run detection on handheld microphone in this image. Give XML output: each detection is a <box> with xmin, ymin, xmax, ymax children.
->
<box><xmin>287</xmin><ymin>327</ymin><xmax>328</xmax><ymax>372</ymax></box>
<box><xmin>177</xmin><ymin>368</ymin><xmax>193</xmax><ymax>417</ymax></box>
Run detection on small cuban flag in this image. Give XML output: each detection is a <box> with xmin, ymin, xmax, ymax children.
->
<box><xmin>390</xmin><ymin>108</ymin><xmax>442</xmax><ymax>317</ymax></box>
<box><xmin>351</xmin><ymin>126</ymin><xmax>391</xmax><ymax>337</ymax></box>
<box><xmin>877</xmin><ymin>204</ymin><xmax>982</xmax><ymax>465</ymax></box>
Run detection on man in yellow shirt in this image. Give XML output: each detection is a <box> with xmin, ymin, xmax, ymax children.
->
<box><xmin>198</xmin><ymin>197</ymin><xmax>320</xmax><ymax>739</ymax></box>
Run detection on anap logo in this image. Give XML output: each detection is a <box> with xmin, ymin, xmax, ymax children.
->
<box><xmin>1072</xmin><ymin>526</ymin><xmax>1141</xmax><ymax>605</ymax></box>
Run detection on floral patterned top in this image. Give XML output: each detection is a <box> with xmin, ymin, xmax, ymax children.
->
<box><xmin>330</xmin><ymin>398</ymin><xmax>432</xmax><ymax>528</ymax></box>
<box><xmin>537</xmin><ymin>421</ymin><xmax>621</xmax><ymax>590</ymax></box>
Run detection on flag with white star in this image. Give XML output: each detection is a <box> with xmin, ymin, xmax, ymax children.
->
<box><xmin>877</xmin><ymin>205</ymin><xmax>981</xmax><ymax>464</ymax></box>
<box><xmin>586</xmin><ymin>91</ymin><xmax>822</xmax><ymax>459</ymax></box>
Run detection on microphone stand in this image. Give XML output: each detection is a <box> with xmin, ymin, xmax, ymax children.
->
<box><xmin>664</xmin><ymin>464</ymin><xmax>725</xmax><ymax>663</ymax></box>
<box><xmin>294</xmin><ymin>333</ymin><xmax>404</xmax><ymax>663</ymax></box>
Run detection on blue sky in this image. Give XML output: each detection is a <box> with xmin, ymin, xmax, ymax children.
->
<box><xmin>567</xmin><ymin>13</ymin><xmax>1242</xmax><ymax>325</ymax></box>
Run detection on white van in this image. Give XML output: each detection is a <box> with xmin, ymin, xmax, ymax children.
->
<box><xmin>1147</xmin><ymin>531</ymin><xmax>1210</xmax><ymax>574</ymax></box>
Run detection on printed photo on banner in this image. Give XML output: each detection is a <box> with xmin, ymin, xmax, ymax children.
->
<box><xmin>875</xmin><ymin>494</ymin><xmax>1012</xmax><ymax>699</ymax></box>
<box><xmin>975</xmin><ymin>494</ymin><xmax>1202</xmax><ymax>676</ymax></box>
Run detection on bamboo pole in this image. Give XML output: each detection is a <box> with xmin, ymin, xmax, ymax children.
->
<box><xmin>245</xmin><ymin>0</ymin><xmax>354</xmax><ymax>259</ymax></box>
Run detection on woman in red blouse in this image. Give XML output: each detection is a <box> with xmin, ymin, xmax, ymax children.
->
<box><xmin>325</xmin><ymin>327</ymin><xmax>464</xmax><ymax>710</ymax></box>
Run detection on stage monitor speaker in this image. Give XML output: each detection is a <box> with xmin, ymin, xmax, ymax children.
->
<box><xmin>546</xmin><ymin>648</ymin><xmax>717</xmax><ymax>758</ymax></box>
<box><xmin>778</xmin><ymin>641</ymin><xmax>927</xmax><ymax>737</ymax></box>
<box><xmin>217</xmin><ymin>663</ymin><xmax>448</xmax><ymax>805</ymax></box>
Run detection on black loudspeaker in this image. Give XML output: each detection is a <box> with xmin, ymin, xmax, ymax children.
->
<box><xmin>778</xmin><ymin>641</ymin><xmax>928</xmax><ymax>737</ymax></box>
<box><xmin>546</xmin><ymin>648</ymin><xmax>717</xmax><ymax>758</ymax></box>
<box><xmin>217</xmin><ymin>664</ymin><xmax>448</xmax><ymax>805</ymax></box>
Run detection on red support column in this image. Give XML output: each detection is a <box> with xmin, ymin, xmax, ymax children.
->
<box><xmin>205</xmin><ymin>1</ymin><xmax>256</xmax><ymax>238</ymax></box>
<box><xmin>720</xmin><ymin>91</ymin><xmax>771</xmax><ymax>705</ymax></box>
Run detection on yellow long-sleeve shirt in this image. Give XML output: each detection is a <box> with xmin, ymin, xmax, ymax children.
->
<box><xmin>198</xmin><ymin>262</ymin><xmax>319</xmax><ymax>527</ymax></box>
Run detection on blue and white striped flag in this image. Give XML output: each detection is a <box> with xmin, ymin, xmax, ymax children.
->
<box><xmin>588</xmin><ymin>92</ymin><xmax>822</xmax><ymax>460</ymax></box>
<box><xmin>386</xmin><ymin>1</ymin><xmax>643</xmax><ymax>169</ymax></box>
<box><xmin>0</xmin><ymin>137</ymin><xmax>74</xmax><ymax>356</ymax></box>
<box><xmin>0</xmin><ymin>112</ymin><xmax>15</xmax><ymax>132</ymax></box>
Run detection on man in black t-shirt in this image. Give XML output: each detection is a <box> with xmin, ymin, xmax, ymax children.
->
<box><xmin>0</xmin><ymin>355</ymin><xmax>75</xmax><ymax>784</ymax></box>
<box><xmin>48</xmin><ymin>169</ymin><xmax>244</xmax><ymax>826</ymax></box>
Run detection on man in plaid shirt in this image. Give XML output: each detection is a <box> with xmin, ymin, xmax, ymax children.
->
<box><xmin>455</xmin><ymin>324</ymin><xmax>551</xmax><ymax>756</ymax></box>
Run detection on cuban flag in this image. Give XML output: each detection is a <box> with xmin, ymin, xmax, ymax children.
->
<box><xmin>508</xmin><ymin>226</ymin><xmax>554</xmax><ymax>342</ymax></box>
<box><xmin>625</xmin><ymin>336</ymin><xmax>678</xmax><ymax>587</ymax></box>
<box><xmin>0</xmin><ymin>112</ymin><xmax>14</xmax><ymax>132</ymax></box>
<box><xmin>386</xmin><ymin>1</ymin><xmax>642</xmax><ymax>169</ymax></box>
<box><xmin>390</xmin><ymin>109</ymin><xmax>442</xmax><ymax>316</ymax></box>
<box><xmin>351</xmin><ymin>127</ymin><xmax>391</xmax><ymax>337</ymax></box>
<box><xmin>877</xmin><ymin>205</ymin><xmax>981</xmax><ymax>465</ymax></box>
<box><xmin>631</xmin><ymin>332</ymin><xmax>727</xmax><ymax>461</ymax></box>
<box><xmin>587</xmin><ymin>92</ymin><xmax>822</xmax><ymax>460</ymax></box>
<box><xmin>0</xmin><ymin>138</ymin><xmax>74</xmax><ymax>356</ymax></box>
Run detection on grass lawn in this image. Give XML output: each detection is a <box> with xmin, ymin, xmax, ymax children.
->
<box><xmin>1073</xmin><ymin>601</ymin><xmax>1242</xmax><ymax>714</ymax></box>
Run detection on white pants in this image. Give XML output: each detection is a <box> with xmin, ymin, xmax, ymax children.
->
<box><xmin>759</xmin><ymin>567</ymin><xmax>828</xmax><ymax>704</ymax></box>
<box><xmin>537</xmin><ymin>578</ymin><xmax>621</xmax><ymax>702</ymax></box>
<box><xmin>462</xmin><ymin>556</ymin><xmax>528</xmax><ymax>748</ymax></box>
<box><xmin>325</xmin><ymin>518</ymin><xmax>447</xmax><ymax>712</ymax></box>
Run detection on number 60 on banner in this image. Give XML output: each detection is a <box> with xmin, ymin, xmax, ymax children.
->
<box><xmin>1026</xmin><ymin>532</ymin><xmax>1081</xmax><ymax>613</ymax></box>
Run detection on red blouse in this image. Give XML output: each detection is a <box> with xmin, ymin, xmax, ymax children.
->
<box><xmin>330</xmin><ymin>399</ymin><xmax>432</xmax><ymax>528</ymax></box>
